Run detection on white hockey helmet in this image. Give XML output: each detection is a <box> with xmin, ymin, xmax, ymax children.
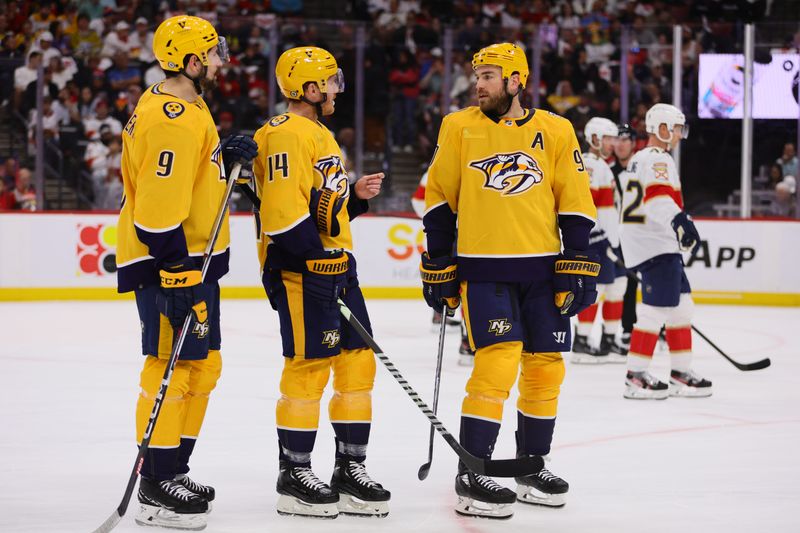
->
<box><xmin>646</xmin><ymin>103</ymin><xmax>688</xmax><ymax>143</ymax></box>
<box><xmin>584</xmin><ymin>117</ymin><xmax>619</xmax><ymax>150</ymax></box>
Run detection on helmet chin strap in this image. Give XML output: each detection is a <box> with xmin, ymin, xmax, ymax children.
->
<box><xmin>179</xmin><ymin>66</ymin><xmax>205</xmax><ymax>95</ymax></box>
<box><xmin>301</xmin><ymin>94</ymin><xmax>327</xmax><ymax>120</ymax></box>
<box><xmin>655</xmin><ymin>125</ymin><xmax>674</xmax><ymax>144</ymax></box>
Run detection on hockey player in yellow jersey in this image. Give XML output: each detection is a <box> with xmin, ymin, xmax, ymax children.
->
<box><xmin>116</xmin><ymin>15</ymin><xmax>257</xmax><ymax>530</ymax></box>
<box><xmin>253</xmin><ymin>46</ymin><xmax>389</xmax><ymax>519</ymax></box>
<box><xmin>421</xmin><ymin>43</ymin><xmax>600</xmax><ymax>518</ymax></box>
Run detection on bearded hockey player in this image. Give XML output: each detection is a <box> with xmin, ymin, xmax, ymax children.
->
<box><xmin>253</xmin><ymin>46</ymin><xmax>389</xmax><ymax>518</ymax></box>
<box><xmin>420</xmin><ymin>42</ymin><xmax>599</xmax><ymax>518</ymax></box>
<box><xmin>571</xmin><ymin>117</ymin><xmax>629</xmax><ymax>362</ymax></box>
<box><xmin>618</xmin><ymin>103</ymin><xmax>712</xmax><ymax>399</ymax></box>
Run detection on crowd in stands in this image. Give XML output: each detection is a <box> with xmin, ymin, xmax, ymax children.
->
<box><xmin>0</xmin><ymin>0</ymin><xmax>797</xmax><ymax>216</ymax></box>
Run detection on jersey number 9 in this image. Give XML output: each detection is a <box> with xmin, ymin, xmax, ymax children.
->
<box><xmin>156</xmin><ymin>150</ymin><xmax>174</xmax><ymax>178</ymax></box>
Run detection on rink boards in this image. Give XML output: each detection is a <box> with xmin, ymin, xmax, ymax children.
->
<box><xmin>0</xmin><ymin>212</ymin><xmax>798</xmax><ymax>306</ymax></box>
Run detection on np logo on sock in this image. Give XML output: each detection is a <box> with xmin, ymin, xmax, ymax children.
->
<box><xmin>488</xmin><ymin>318</ymin><xmax>512</xmax><ymax>336</ymax></box>
<box><xmin>322</xmin><ymin>329</ymin><xmax>341</xmax><ymax>348</ymax></box>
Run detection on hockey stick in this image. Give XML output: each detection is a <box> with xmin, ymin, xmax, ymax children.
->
<box><xmin>608</xmin><ymin>250</ymin><xmax>771</xmax><ymax>372</ymax></box>
<box><xmin>338</xmin><ymin>299</ymin><xmax>543</xmax><ymax>478</ymax></box>
<box><xmin>91</xmin><ymin>164</ymin><xmax>242</xmax><ymax>533</ymax></box>
<box><xmin>417</xmin><ymin>303</ymin><xmax>448</xmax><ymax>481</ymax></box>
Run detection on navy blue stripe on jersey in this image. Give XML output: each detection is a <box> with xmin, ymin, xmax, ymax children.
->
<box><xmin>347</xmin><ymin>184</ymin><xmax>369</xmax><ymax>220</ymax></box>
<box><xmin>422</xmin><ymin>203</ymin><xmax>457</xmax><ymax>258</ymax></box>
<box><xmin>269</xmin><ymin>216</ymin><xmax>324</xmax><ymax>258</ymax></box>
<box><xmin>117</xmin><ymin>250</ymin><xmax>230</xmax><ymax>293</ymax></box>
<box><xmin>134</xmin><ymin>225</ymin><xmax>189</xmax><ymax>267</ymax></box>
<box><xmin>457</xmin><ymin>255</ymin><xmax>556</xmax><ymax>283</ymax></box>
<box><xmin>557</xmin><ymin>214</ymin><xmax>593</xmax><ymax>251</ymax></box>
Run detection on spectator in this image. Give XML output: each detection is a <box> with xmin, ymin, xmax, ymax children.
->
<box><xmin>70</xmin><ymin>12</ymin><xmax>102</xmax><ymax>60</ymax></box>
<box><xmin>565</xmin><ymin>90</ymin><xmax>596</xmax><ymax>144</ymax></box>
<box><xmin>29</xmin><ymin>31</ymin><xmax>62</xmax><ymax>63</ymax></box>
<box><xmin>0</xmin><ymin>175</ymin><xmax>16</xmax><ymax>210</ymax></box>
<box><xmin>456</xmin><ymin>16</ymin><xmax>480</xmax><ymax>52</ymax></box>
<box><xmin>132</xmin><ymin>17</ymin><xmax>154</xmax><ymax>63</ymax></box>
<box><xmin>106</xmin><ymin>52</ymin><xmax>141</xmax><ymax>91</ymax></box>
<box><xmin>13</xmin><ymin>166</ymin><xmax>36</xmax><ymax>211</ymax></box>
<box><xmin>631</xmin><ymin>15</ymin><xmax>657</xmax><ymax>47</ymax></box>
<box><xmin>776</xmin><ymin>143</ymin><xmax>798</xmax><ymax>179</ymax></box>
<box><xmin>376</xmin><ymin>0</ymin><xmax>407</xmax><ymax>32</ymax></box>
<box><xmin>14</xmin><ymin>51</ymin><xmax>42</xmax><ymax>108</ymax></box>
<box><xmin>48</xmin><ymin>20</ymin><xmax>73</xmax><ymax>56</ymax></box>
<box><xmin>83</xmin><ymin>99</ymin><xmax>122</xmax><ymax>140</ymax></box>
<box><xmin>216</xmin><ymin>111</ymin><xmax>236</xmax><ymax>139</ymax></box>
<box><xmin>556</xmin><ymin>2</ymin><xmax>581</xmax><ymax>30</ymax></box>
<box><xmin>77</xmin><ymin>1</ymin><xmax>104</xmax><ymax>20</ymax></box>
<box><xmin>49</xmin><ymin>54</ymin><xmax>77</xmax><ymax>90</ymax></box>
<box><xmin>21</xmin><ymin>66</ymin><xmax>60</xmax><ymax>116</ymax></box>
<box><xmin>85</xmin><ymin>123</ymin><xmax>112</xmax><ymax>197</ymax></box>
<box><xmin>771</xmin><ymin>176</ymin><xmax>796</xmax><ymax>218</ymax></box>
<box><xmin>102</xmin><ymin>21</ymin><xmax>135</xmax><ymax>59</ymax></box>
<box><xmin>389</xmin><ymin>48</ymin><xmax>419</xmax><ymax>152</ymax></box>
<box><xmin>767</xmin><ymin>162</ymin><xmax>783</xmax><ymax>188</ymax></box>
<box><xmin>547</xmin><ymin>80</ymin><xmax>581</xmax><ymax>115</ymax></box>
<box><xmin>29</xmin><ymin>3</ymin><xmax>57</xmax><ymax>33</ymax></box>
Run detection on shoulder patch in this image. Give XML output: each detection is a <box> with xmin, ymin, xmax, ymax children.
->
<box><xmin>163</xmin><ymin>102</ymin><xmax>185</xmax><ymax>119</ymax></box>
<box><xmin>652</xmin><ymin>162</ymin><xmax>669</xmax><ymax>180</ymax></box>
<box><xmin>269</xmin><ymin>114</ymin><xmax>290</xmax><ymax>127</ymax></box>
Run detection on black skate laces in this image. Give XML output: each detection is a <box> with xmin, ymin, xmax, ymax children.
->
<box><xmin>295</xmin><ymin>467</ymin><xmax>327</xmax><ymax>491</ymax></box>
<box><xmin>348</xmin><ymin>462</ymin><xmax>378</xmax><ymax>488</ymax></box>
<box><xmin>159</xmin><ymin>480</ymin><xmax>199</xmax><ymax>501</ymax></box>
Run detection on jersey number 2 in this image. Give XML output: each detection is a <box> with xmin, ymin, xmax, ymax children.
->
<box><xmin>622</xmin><ymin>180</ymin><xmax>645</xmax><ymax>223</ymax></box>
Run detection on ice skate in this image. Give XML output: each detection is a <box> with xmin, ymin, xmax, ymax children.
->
<box><xmin>175</xmin><ymin>474</ymin><xmax>214</xmax><ymax>513</ymax></box>
<box><xmin>515</xmin><ymin>456</ymin><xmax>569</xmax><ymax>507</ymax></box>
<box><xmin>454</xmin><ymin>468</ymin><xmax>515</xmax><ymax>519</ymax></box>
<box><xmin>624</xmin><ymin>370</ymin><xmax>669</xmax><ymax>400</ymax></box>
<box><xmin>135</xmin><ymin>477</ymin><xmax>208</xmax><ymax>530</ymax></box>
<box><xmin>431</xmin><ymin>309</ymin><xmax>461</xmax><ymax>332</ymax></box>
<box><xmin>599</xmin><ymin>331</ymin><xmax>628</xmax><ymax>362</ymax></box>
<box><xmin>330</xmin><ymin>458</ymin><xmax>390</xmax><ymax>517</ymax></box>
<box><xmin>458</xmin><ymin>336</ymin><xmax>475</xmax><ymax>366</ymax></box>
<box><xmin>570</xmin><ymin>334</ymin><xmax>611</xmax><ymax>364</ymax></box>
<box><xmin>276</xmin><ymin>461</ymin><xmax>339</xmax><ymax>519</ymax></box>
<box><xmin>669</xmin><ymin>370</ymin><xmax>713</xmax><ymax>398</ymax></box>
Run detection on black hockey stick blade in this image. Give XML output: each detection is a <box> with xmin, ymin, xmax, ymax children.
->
<box><xmin>338</xmin><ymin>299</ymin><xmax>543</xmax><ymax>478</ymax></box>
<box><xmin>691</xmin><ymin>325</ymin><xmax>771</xmax><ymax>371</ymax></box>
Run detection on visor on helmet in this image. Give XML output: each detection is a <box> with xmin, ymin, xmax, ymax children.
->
<box><xmin>328</xmin><ymin>68</ymin><xmax>345</xmax><ymax>93</ymax></box>
<box><xmin>217</xmin><ymin>36</ymin><xmax>229</xmax><ymax>64</ymax></box>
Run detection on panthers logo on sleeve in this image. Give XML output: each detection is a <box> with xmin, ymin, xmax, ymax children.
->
<box><xmin>470</xmin><ymin>151</ymin><xmax>544</xmax><ymax>196</ymax></box>
<box><xmin>314</xmin><ymin>155</ymin><xmax>349</xmax><ymax>198</ymax></box>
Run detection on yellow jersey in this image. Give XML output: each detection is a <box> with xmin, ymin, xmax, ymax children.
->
<box><xmin>424</xmin><ymin>107</ymin><xmax>596</xmax><ymax>281</ymax></box>
<box><xmin>253</xmin><ymin>112</ymin><xmax>367</xmax><ymax>272</ymax></box>
<box><xmin>117</xmin><ymin>82</ymin><xmax>230</xmax><ymax>292</ymax></box>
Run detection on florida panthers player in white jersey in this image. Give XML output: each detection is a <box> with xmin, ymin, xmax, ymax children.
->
<box><xmin>618</xmin><ymin>103</ymin><xmax>712</xmax><ymax>399</ymax></box>
<box><xmin>572</xmin><ymin>118</ymin><xmax>628</xmax><ymax>363</ymax></box>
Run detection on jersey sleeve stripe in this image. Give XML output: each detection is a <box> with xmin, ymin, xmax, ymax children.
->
<box><xmin>591</xmin><ymin>187</ymin><xmax>615</xmax><ymax>207</ymax></box>
<box><xmin>264</xmin><ymin>213</ymin><xmax>312</xmax><ymax>236</ymax></box>
<box><xmin>644</xmin><ymin>184</ymin><xmax>684</xmax><ymax>208</ymax></box>
<box><xmin>133</xmin><ymin>221</ymin><xmax>182</xmax><ymax>233</ymax></box>
<box><xmin>422</xmin><ymin>200</ymin><xmax>449</xmax><ymax>217</ymax></box>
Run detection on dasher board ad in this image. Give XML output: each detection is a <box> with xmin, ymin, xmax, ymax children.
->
<box><xmin>698</xmin><ymin>53</ymin><xmax>800</xmax><ymax>119</ymax></box>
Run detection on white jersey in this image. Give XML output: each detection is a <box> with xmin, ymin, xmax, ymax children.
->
<box><xmin>618</xmin><ymin>146</ymin><xmax>683</xmax><ymax>268</ymax></box>
<box><xmin>411</xmin><ymin>171</ymin><xmax>427</xmax><ymax>219</ymax></box>
<box><xmin>583</xmin><ymin>152</ymin><xmax>619</xmax><ymax>248</ymax></box>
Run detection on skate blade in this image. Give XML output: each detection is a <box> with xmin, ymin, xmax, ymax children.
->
<box><xmin>669</xmin><ymin>382</ymin><xmax>713</xmax><ymax>398</ymax></box>
<box><xmin>604</xmin><ymin>353</ymin><xmax>627</xmax><ymax>364</ymax></box>
<box><xmin>623</xmin><ymin>384</ymin><xmax>669</xmax><ymax>400</ymax></box>
<box><xmin>454</xmin><ymin>496</ymin><xmax>514</xmax><ymax>519</ymax></box>
<box><xmin>515</xmin><ymin>485</ymin><xmax>566</xmax><ymax>508</ymax></box>
<box><xmin>276</xmin><ymin>495</ymin><xmax>339</xmax><ymax>519</ymax></box>
<box><xmin>458</xmin><ymin>354</ymin><xmax>475</xmax><ymax>367</ymax></box>
<box><xmin>570</xmin><ymin>352</ymin><xmax>608</xmax><ymax>365</ymax></box>
<box><xmin>336</xmin><ymin>493</ymin><xmax>389</xmax><ymax>517</ymax></box>
<box><xmin>135</xmin><ymin>503</ymin><xmax>207</xmax><ymax>530</ymax></box>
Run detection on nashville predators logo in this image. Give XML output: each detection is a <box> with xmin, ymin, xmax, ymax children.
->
<box><xmin>314</xmin><ymin>155</ymin><xmax>349</xmax><ymax>198</ymax></box>
<box><xmin>163</xmin><ymin>102</ymin><xmax>185</xmax><ymax>119</ymax></box>
<box><xmin>192</xmin><ymin>320</ymin><xmax>210</xmax><ymax>339</ymax></box>
<box><xmin>470</xmin><ymin>151</ymin><xmax>544</xmax><ymax>196</ymax></box>
<box><xmin>269</xmin><ymin>114</ymin><xmax>290</xmax><ymax>127</ymax></box>
<box><xmin>488</xmin><ymin>318</ymin><xmax>512</xmax><ymax>336</ymax></box>
<box><xmin>322</xmin><ymin>329</ymin><xmax>341</xmax><ymax>348</ymax></box>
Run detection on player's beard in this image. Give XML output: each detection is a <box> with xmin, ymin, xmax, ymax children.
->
<box><xmin>199</xmin><ymin>75</ymin><xmax>218</xmax><ymax>94</ymax></box>
<box><xmin>478</xmin><ymin>89</ymin><xmax>513</xmax><ymax>118</ymax></box>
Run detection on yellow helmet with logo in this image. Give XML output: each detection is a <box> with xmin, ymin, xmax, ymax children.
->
<box><xmin>153</xmin><ymin>15</ymin><xmax>221</xmax><ymax>72</ymax></box>
<box><xmin>472</xmin><ymin>42</ymin><xmax>529</xmax><ymax>88</ymax></box>
<box><xmin>276</xmin><ymin>46</ymin><xmax>344</xmax><ymax>100</ymax></box>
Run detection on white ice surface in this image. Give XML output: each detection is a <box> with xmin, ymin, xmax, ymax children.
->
<box><xmin>0</xmin><ymin>300</ymin><xmax>798</xmax><ymax>533</ymax></box>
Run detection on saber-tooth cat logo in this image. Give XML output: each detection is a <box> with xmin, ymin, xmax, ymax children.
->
<box><xmin>470</xmin><ymin>151</ymin><xmax>544</xmax><ymax>196</ymax></box>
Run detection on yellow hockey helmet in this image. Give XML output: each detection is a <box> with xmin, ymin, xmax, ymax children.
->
<box><xmin>276</xmin><ymin>46</ymin><xmax>344</xmax><ymax>100</ymax></box>
<box><xmin>472</xmin><ymin>43</ymin><xmax>529</xmax><ymax>88</ymax></box>
<box><xmin>153</xmin><ymin>15</ymin><xmax>225</xmax><ymax>72</ymax></box>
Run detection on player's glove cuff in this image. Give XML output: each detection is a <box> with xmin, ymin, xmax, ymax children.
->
<box><xmin>553</xmin><ymin>249</ymin><xmax>600</xmax><ymax>317</ymax></box>
<box><xmin>420</xmin><ymin>252</ymin><xmax>460</xmax><ymax>310</ymax></box>
<box><xmin>159</xmin><ymin>259</ymin><xmax>202</xmax><ymax>288</ymax></box>
<box><xmin>309</xmin><ymin>187</ymin><xmax>344</xmax><ymax>237</ymax></box>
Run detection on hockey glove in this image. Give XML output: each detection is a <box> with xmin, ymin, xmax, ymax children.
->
<box><xmin>420</xmin><ymin>252</ymin><xmax>460</xmax><ymax>311</ymax></box>
<box><xmin>304</xmin><ymin>250</ymin><xmax>349</xmax><ymax>306</ymax></box>
<box><xmin>309</xmin><ymin>187</ymin><xmax>345</xmax><ymax>237</ymax></box>
<box><xmin>553</xmin><ymin>249</ymin><xmax>601</xmax><ymax>317</ymax></box>
<box><xmin>156</xmin><ymin>258</ymin><xmax>210</xmax><ymax>330</ymax></box>
<box><xmin>671</xmin><ymin>211</ymin><xmax>701</xmax><ymax>255</ymax></box>
<box><xmin>220</xmin><ymin>134</ymin><xmax>258</xmax><ymax>179</ymax></box>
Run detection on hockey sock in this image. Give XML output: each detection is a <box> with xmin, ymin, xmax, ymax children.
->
<box><xmin>628</xmin><ymin>330</ymin><xmax>657</xmax><ymax>371</ymax></box>
<box><xmin>666</xmin><ymin>327</ymin><xmax>692</xmax><ymax>372</ymax></box>
<box><xmin>459</xmin><ymin>415</ymin><xmax>501</xmax><ymax>459</ymax></box>
<box><xmin>576</xmin><ymin>303</ymin><xmax>599</xmax><ymax>337</ymax></box>
<box><xmin>176</xmin><ymin>350</ymin><xmax>222</xmax><ymax>475</ymax></box>
<box><xmin>516</xmin><ymin>352</ymin><xmax>563</xmax><ymax>455</ymax></box>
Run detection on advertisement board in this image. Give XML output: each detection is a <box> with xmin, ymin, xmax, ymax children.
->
<box><xmin>0</xmin><ymin>213</ymin><xmax>798</xmax><ymax>305</ymax></box>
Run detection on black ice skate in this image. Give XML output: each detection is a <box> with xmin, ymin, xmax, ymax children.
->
<box><xmin>600</xmin><ymin>331</ymin><xmax>628</xmax><ymax>361</ymax></box>
<box><xmin>454</xmin><ymin>467</ymin><xmax>516</xmax><ymax>519</ymax></box>
<box><xmin>669</xmin><ymin>370</ymin><xmax>713</xmax><ymax>398</ymax></box>
<box><xmin>624</xmin><ymin>370</ymin><xmax>669</xmax><ymax>400</ymax></box>
<box><xmin>458</xmin><ymin>336</ymin><xmax>475</xmax><ymax>367</ymax></box>
<box><xmin>135</xmin><ymin>477</ymin><xmax>208</xmax><ymax>530</ymax></box>
<box><xmin>330</xmin><ymin>458</ymin><xmax>391</xmax><ymax>517</ymax></box>
<box><xmin>570</xmin><ymin>334</ymin><xmax>611</xmax><ymax>364</ymax></box>
<box><xmin>432</xmin><ymin>309</ymin><xmax>460</xmax><ymax>332</ymax></box>
<box><xmin>515</xmin><ymin>457</ymin><xmax>569</xmax><ymax>507</ymax></box>
<box><xmin>175</xmin><ymin>474</ymin><xmax>215</xmax><ymax>513</ymax></box>
<box><xmin>276</xmin><ymin>461</ymin><xmax>339</xmax><ymax>519</ymax></box>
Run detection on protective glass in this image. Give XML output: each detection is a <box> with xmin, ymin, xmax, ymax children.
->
<box><xmin>327</xmin><ymin>68</ymin><xmax>345</xmax><ymax>93</ymax></box>
<box><xmin>217</xmin><ymin>36</ymin><xmax>229</xmax><ymax>64</ymax></box>
<box><xmin>678</xmin><ymin>123</ymin><xmax>690</xmax><ymax>139</ymax></box>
